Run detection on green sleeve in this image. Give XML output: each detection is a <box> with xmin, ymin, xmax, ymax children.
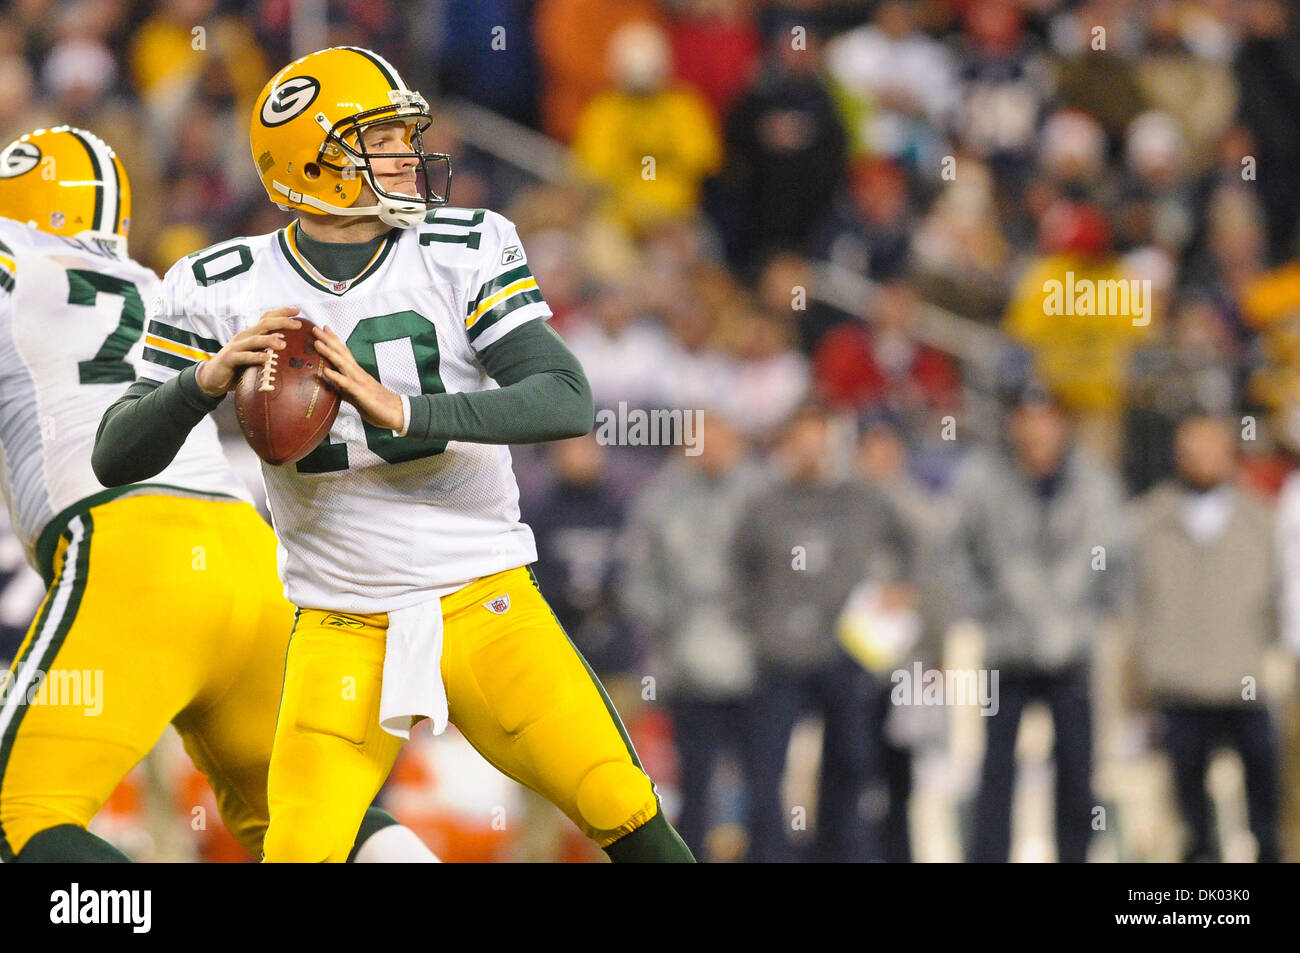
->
<box><xmin>404</xmin><ymin>320</ymin><xmax>594</xmax><ymax>444</ymax></box>
<box><xmin>92</xmin><ymin>364</ymin><xmax>223</xmax><ymax>487</ymax></box>
<box><xmin>93</xmin><ymin>320</ymin><xmax>592</xmax><ymax>486</ymax></box>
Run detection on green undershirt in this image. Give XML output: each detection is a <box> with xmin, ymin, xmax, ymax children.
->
<box><xmin>293</xmin><ymin>223</ymin><xmax>390</xmax><ymax>282</ymax></box>
<box><xmin>92</xmin><ymin>308</ymin><xmax>594</xmax><ymax>487</ymax></box>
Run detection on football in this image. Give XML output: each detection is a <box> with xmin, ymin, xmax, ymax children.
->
<box><xmin>234</xmin><ymin>318</ymin><xmax>340</xmax><ymax>466</ymax></box>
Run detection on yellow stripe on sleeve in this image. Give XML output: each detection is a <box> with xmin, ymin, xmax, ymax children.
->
<box><xmin>144</xmin><ymin>335</ymin><xmax>212</xmax><ymax>362</ymax></box>
<box><xmin>465</xmin><ymin>277</ymin><xmax>540</xmax><ymax>329</ymax></box>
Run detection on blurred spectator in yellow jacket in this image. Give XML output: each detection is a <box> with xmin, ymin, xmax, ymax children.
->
<box><xmin>129</xmin><ymin>2</ymin><xmax>266</xmax><ymax>121</ymax></box>
<box><xmin>571</xmin><ymin>21</ymin><xmax>721</xmax><ymax>233</ymax></box>
<box><xmin>1241</xmin><ymin>259</ymin><xmax>1300</xmax><ymax>417</ymax></box>
<box><xmin>1004</xmin><ymin>201</ymin><xmax>1156</xmax><ymax>419</ymax></box>
<box><xmin>536</xmin><ymin>0</ymin><xmax>666</xmax><ymax>143</ymax></box>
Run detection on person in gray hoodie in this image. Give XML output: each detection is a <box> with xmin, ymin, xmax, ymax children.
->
<box><xmin>732</xmin><ymin>401</ymin><xmax>914</xmax><ymax>862</ymax></box>
<box><xmin>1133</xmin><ymin>414</ymin><xmax>1280</xmax><ymax>862</ymax></box>
<box><xmin>953</xmin><ymin>384</ymin><xmax>1128</xmax><ymax>862</ymax></box>
<box><xmin>620</xmin><ymin>412</ymin><xmax>770</xmax><ymax>859</ymax></box>
<box><xmin>857</xmin><ymin>412</ymin><xmax>955</xmax><ymax>862</ymax></box>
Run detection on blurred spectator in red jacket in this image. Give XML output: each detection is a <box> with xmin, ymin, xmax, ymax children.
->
<box><xmin>669</xmin><ymin>0</ymin><xmax>762</xmax><ymax>121</ymax></box>
<box><xmin>813</xmin><ymin>280</ymin><xmax>961</xmax><ymax>419</ymax></box>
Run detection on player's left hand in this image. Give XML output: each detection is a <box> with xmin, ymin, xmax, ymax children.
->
<box><xmin>312</xmin><ymin>325</ymin><xmax>405</xmax><ymax>431</ymax></box>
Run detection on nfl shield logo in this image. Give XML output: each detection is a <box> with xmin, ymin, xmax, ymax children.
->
<box><xmin>50</xmin><ymin>211</ymin><xmax>64</xmax><ymax>229</ymax></box>
<box><xmin>483</xmin><ymin>594</ymin><xmax>511</xmax><ymax>614</ymax></box>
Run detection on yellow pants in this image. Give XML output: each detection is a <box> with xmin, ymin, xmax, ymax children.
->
<box><xmin>0</xmin><ymin>494</ymin><xmax>294</xmax><ymax>859</ymax></box>
<box><xmin>264</xmin><ymin>566</ymin><xmax>659</xmax><ymax>862</ymax></box>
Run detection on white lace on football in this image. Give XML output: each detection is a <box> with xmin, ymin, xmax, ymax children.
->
<box><xmin>259</xmin><ymin>348</ymin><xmax>278</xmax><ymax>392</ymax></box>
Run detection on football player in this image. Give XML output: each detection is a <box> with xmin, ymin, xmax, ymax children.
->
<box><xmin>0</xmin><ymin>125</ymin><xmax>434</xmax><ymax>863</ymax></box>
<box><xmin>94</xmin><ymin>47</ymin><xmax>693</xmax><ymax>862</ymax></box>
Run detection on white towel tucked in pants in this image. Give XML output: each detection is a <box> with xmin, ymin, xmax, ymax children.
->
<box><xmin>378</xmin><ymin>598</ymin><xmax>450</xmax><ymax>739</ymax></box>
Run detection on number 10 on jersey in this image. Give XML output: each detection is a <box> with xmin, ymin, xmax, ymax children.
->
<box><xmin>295</xmin><ymin>310</ymin><xmax>447</xmax><ymax>473</ymax></box>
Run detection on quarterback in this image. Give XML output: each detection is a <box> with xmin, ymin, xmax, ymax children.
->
<box><xmin>0</xmin><ymin>126</ymin><xmax>432</xmax><ymax>862</ymax></box>
<box><xmin>94</xmin><ymin>47</ymin><xmax>692</xmax><ymax>862</ymax></box>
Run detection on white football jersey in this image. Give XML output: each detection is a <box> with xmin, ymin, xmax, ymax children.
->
<box><xmin>138</xmin><ymin>209</ymin><xmax>550</xmax><ymax>612</ymax></box>
<box><xmin>0</xmin><ymin>218</ymin><xmax>250</xmax><ymax>574</ymax></box>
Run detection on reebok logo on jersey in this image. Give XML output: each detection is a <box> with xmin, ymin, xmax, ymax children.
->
<box><xmin>322</xmin><ymin>613</ymin><xmax>365</xmax><ymax>629</ymax></box>
<box><xmin>483</xmin><ymin>595</ymin><xmax>510</xmax><ymax>614</ymax></box>
<box><xmin>500</xmin><ymin>245</ymin><xmax>523</xmax><ymax>266</ymax></box>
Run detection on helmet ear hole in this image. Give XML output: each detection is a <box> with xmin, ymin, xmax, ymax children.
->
<box><xmin>303</xmin><ymin>162</ymin><xmax>321</xmax><ymax>180</ymax></box>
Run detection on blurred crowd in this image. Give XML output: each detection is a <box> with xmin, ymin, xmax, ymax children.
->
<box><xmin>6</xmin><ymin>0</ymin><xmax>1300</xmax><ymax>861</ymax></box>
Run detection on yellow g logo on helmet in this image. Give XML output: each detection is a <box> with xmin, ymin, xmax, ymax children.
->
<box><xmin>250</xmin><ymin>47</ymin><xmax>451</xmax><ymax>229</ymax></box>
<box><xmin>0</xmin><ymin>126</ymin><xmax>131</xmax><ymax>253</ymax></box>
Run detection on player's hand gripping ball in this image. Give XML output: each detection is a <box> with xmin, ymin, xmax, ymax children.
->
<box><xmin>234</xmin><ymin>317</ymin><xmax>340</xmax><ymax>465</ymax></box>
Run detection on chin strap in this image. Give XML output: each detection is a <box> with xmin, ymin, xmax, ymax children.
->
<box><xmin>271</xmin><ymin>178</ymin><xmax>426</xmax><ymax>228</ymax></box>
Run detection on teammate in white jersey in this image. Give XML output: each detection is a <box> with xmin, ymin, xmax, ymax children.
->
<box><xmin>0</xmin><ymin>126</ymin><xmax>433</xmax><ymax>863</ymax></box>
<box><xmin>96</xmin><ymin>47</ymin><xmax>693</xmax><ymax>862</ymax></box>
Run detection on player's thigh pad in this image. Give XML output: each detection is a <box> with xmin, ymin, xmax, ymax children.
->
<box><xmin>172</xmin><ymin>504</ymin><xmax>298</xmax><ymax>858</ymax></box>
<box><xmin>263</xmin><ymin>609</ymin><xmax>402</xmax><ymax>862</ymax></box>
<box><xmin>442</xmin><ymin>567</ymin><xmax>658</xmax><ymax>846</ymax></box>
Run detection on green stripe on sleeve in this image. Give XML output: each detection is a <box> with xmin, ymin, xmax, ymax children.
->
<box><xmin>142</xmin><ymin>346</ymin><xmax>195</xmax><ymax>371</ymax></box>
<box><xmin>467</xmin><ymin>288</ymin><xmax>545</xmax><ymax>343</ymax></box>
<box><xmin>468</xmin><ymin>264</ymin><xmax>533</xmax><ymax>315</ymax></box>
<box><xmin>146</xmin><ymin>320</ymin><xmax>220</xmax><ymax>354</ymax></box>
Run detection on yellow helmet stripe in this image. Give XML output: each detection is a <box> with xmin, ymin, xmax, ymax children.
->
<box><xmin>338</xmin><ymin>46</ymin><xmax>403</xmax><ymax>90</ymax></box>
<box><xmin>64</xmin><ymin>129</ymin><xmax>119</xmax><ymax>235</ymax></box>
